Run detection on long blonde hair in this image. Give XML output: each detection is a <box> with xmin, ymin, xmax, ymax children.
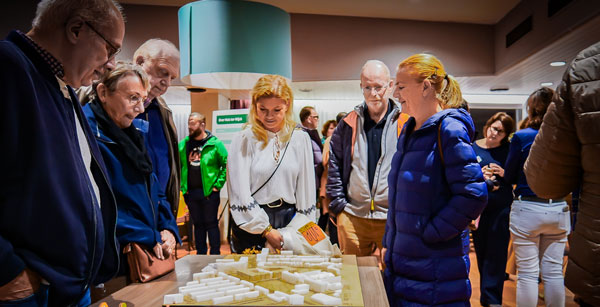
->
<box><xmin>248</xmin><ymin>75</ymin><xmax>296</xmax><ymax>148</ymax></box>
<box><xmin>398</xmin><ymin>53</ymin><xmax>462</xmax><ymax>109</ymax></box>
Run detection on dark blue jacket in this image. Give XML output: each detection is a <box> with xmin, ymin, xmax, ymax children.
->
<box><xmin>0</xmin><ymin>31</ymin><xmax>119</xmax><ymax>306</ymax></box>
<box><xmin>384</xmin><ymin>109</ymin><xmax>487</xmax><ymax>306</ymax></box>
<box><xmin>83</xmin><ymin>104</ymin><xmax>180</xmax><ymax>254</ymax></box>
<box><xmin>504</xmin><ymin>127</ymin><xmax>538</xmax><ymax>197</ymax></box>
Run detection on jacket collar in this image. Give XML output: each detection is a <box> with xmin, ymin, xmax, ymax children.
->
<box><xmin>6</xmin><ymin>30</ymin><xmax>58</xmax><ymax>83</ymax></box>
<box><xmin>354</xmin><ymin>99</ymin><xmax>399</xmax><ymax>119</ymax></box>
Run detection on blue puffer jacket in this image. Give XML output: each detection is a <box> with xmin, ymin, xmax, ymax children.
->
<box><xmin>383</xmin><ymin>108</ymin><xmax>487</xmax><ymax>306</ymax></box>
<box><xmin>83</xmin><ymin>104</ymin><xmax>180</xmax><ymax>255</ymax></box>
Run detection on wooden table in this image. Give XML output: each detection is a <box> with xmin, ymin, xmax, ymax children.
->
<box><xmin>91</xmin><ymin>255</ymin><xmax>389</xmax><ymax>307</ymax></box>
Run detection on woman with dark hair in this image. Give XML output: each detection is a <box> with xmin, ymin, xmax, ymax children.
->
<box><xmin>472</xmin><ymin>112</ymin><xmax>515</xmax><ymax>307</ymax></box>
<box><xmin>321</xmin><ymin>119</ymin><xmax>337</xmax><ymax>144</ymax></box>
<box><xmin>505</xmin><ymin>87</ymin><xmax>570</xmax><ymax>306</ymax></box>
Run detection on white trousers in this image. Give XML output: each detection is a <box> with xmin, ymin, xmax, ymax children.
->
<box><xmin>509</xmin><ymin>198</ymin><xmax>570</xmax><ymax>307</ymax></box>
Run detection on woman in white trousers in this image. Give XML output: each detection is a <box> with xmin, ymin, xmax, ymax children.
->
<box><xmin>505</xmin><ymin>87</ymin><xmax>570</xmax><ymax>307</ymax></box>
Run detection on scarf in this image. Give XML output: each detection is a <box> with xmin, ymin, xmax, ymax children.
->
<box><xmin>89</xmin><ymin>99</ymin><xmax>153</xmax><ymax>176</ymax></box>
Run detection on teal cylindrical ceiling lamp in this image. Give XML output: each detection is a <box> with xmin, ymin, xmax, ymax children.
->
<box><xmin>178</xmin><ymin>0</ymin><xmax>292</xmax><ymax>90</ymax></box>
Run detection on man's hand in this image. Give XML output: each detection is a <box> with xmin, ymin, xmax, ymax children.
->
<box><xmin>153</xmin><ymin>243</ymin><xmax>165</xmax><ymax>260</ymax></box>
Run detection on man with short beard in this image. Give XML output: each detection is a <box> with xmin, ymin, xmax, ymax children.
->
<box><xmin>179</xmin><ymin>113</ymin><xmax>228</xmax><ymax>255</ymax></box>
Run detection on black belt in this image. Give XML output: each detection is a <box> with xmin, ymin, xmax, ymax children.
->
<box><xmin>259</xmin><ymin>198</ymin><xmax>293</xmax><ymax>208</ymax></box>
<box><xmin>515</xmin><ymin>196</ymin><xmax>564</xmax><ymax>203</ymax></box>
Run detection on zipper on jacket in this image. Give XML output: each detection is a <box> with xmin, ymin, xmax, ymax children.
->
<box><xmin>369</xmin><ymin>109</ymin><xmax>397</xmax><ymax>214</ymax></box>
<box><xmin>145</xmin><ymin>176</ymin><xmax>159</xmax><ymax>237</ymax></box>
<box><xmin>90</xmin><ymin>150</ymin><xmax>121</xmax><ymax>279</ymax></box>
<box><xmin>73</xmin><ymin>108</ymin><xmax>100</xmax><ymax>293</ymax></box>
<box><xmin>203</xmin><ymin>141</ymin><xmax>224</xmax><ymax>196</ymax></box>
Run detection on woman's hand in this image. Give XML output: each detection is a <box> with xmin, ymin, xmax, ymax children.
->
<box><xmin>264</xmin><ymin>228</ymin><xmax>283</xmax><ymax>253</ymax></box>
<box><xmin>153</xmin><ymin>243</ymin><xmax>164</xmax><ymax>260</ymax></box>
<box><xmin>481</xmin><ymin>165</ymin><xmax>494</xmax><ymax>180</ymax></box>
<box><xmin>488</xmin><ymin>163</ymin><xmax>505</xmax><ymax>178</ymax></box>
<box><xmin>160</xmin><ymin>230</ymin><xmax>176</xmax><ymax>258</ymax></box>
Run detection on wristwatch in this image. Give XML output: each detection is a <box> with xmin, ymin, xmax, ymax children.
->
<box><xmin>262</xmin><ymin>225</ymin><xmax>273</xmax><ymax>237</ymax></box>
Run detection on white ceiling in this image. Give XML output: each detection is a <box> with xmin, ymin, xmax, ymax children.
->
<box><xmin>119</xmin><ymin>0</ymin><xmax>521</xmax><ymax>24</ymax></box>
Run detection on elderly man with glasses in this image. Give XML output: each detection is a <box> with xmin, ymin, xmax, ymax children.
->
<box><xmin>0</xmin><ymin>0</ymin><xmax>125</xmax><ymax>305</ymax></box>
<box><xmin>132</xmin><ymin>39</ymin><xmax>182</xmax><ymax>219</ymax></box>
<box><xmin>327</xmin><ymin>60</ymin><xmax>401</xmax><ymax>263</ymax></box>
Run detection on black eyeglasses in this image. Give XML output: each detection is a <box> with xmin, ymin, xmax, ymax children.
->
<box><xmin>84</xmin><ymin>21</ymin><xmax>120</xmax><ymax>60</ymax></box>
<box><xmin>490</xmin><ymin>126</ymin><xmax>505</xmax><ymax>134</ymax></box>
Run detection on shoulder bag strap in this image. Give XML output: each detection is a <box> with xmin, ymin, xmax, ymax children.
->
<box><xmin>251</xmin><ymin>128</ymin><xmax>294</xmax><ymax>197</ymax></box>
<box><xmin>437</xmin><ymin>120</ymin><xmax>444</xmax><ymax>167</ymax></box>
<box><xmin>219</xmin><ymin>129</ymin><xmax>295</xmax><ymax>221</ymax></box>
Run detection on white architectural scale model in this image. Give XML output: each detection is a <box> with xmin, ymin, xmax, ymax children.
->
<box><xmin>163</xmin><ymin>248</ymin><xmax>361</xmax><ymax>306</ymax></box>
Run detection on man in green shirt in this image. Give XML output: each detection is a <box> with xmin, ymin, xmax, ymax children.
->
<box><xmin>179</xmin><ymin>112</ymin><xmax>228</xmax><ymax>254</ymax></box>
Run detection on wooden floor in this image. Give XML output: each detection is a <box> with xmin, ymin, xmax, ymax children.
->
<box><xmin>468</xmin><ymin>251</ymin><xmax>576</xmax><ymax>307</ymax></box>
<box><xmin>176</xmin><ymin>242</ymin><xmax>577</xmax><ymax>306</ymax></box>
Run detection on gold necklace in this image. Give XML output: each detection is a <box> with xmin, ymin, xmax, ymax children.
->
<box><xmin>273</xmin><ymin>133</ymin><xmax>281</xmax><ymax>163</ymax></box>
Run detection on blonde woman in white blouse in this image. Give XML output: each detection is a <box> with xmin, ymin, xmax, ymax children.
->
<box><xmin>227</xmin><ymin>75</ymin><xmax>316</xmax><ymax>253</ymax></box>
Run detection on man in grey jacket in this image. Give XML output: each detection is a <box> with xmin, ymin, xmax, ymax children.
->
<box><xmin>327</xmin><ymin>60</ymin><xmax>399</xmax><ymax>259</ymax></box>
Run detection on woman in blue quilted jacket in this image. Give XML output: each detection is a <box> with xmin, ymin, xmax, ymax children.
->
<box><xmin>383</xmin><ymin>53</ymin><xmax>488</xmax><ymax>306</ymax></box>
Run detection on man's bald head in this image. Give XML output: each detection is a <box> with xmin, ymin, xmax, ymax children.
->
<box><xmin>360</xmin><ymin>60</ymin><xmax>391</xmax><ymax>83</ymax></box>
<box><xmin>134</xmin><ymin>39</ymin><xmax>180</xmax><ymax>101</ymax></box>
<box><xmin>360</xmin><ymin>60</ymin><xmax>392</xmax><ymax>120</ymax></box>
<box><xmin>133</xmin><ymin>39</ymin><xmax>179</xmax><ymax>63</ymax></box>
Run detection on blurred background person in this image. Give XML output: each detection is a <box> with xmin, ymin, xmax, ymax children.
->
<box><xmin>319</xmin><ymin>118</ymin><xmax>339</xmax><ymax>245</ymax></box>
<box><xmin>227</xmin><ymin>75</ymin><xmax>316</xmax><ymax>253</ymax></box>
<box><xmin>383</xmin><ymin>53</ymin><xmax>487</xmax><ymax>306</ymax></box>
<box><xmin>179</xmin><ymin>112</ymin><xmax>228</xmax><ymax>255</ymax></box>
<box><xmin>472</xmin><ymin>112</ymin><xmax>515</xmax><ymax>307</ymax></box>
<box><xmin>299</xmin><ymin>106</ymin><xmax>324</xmax><ymax>231</ymax></box>
<box><xmin>83</xmin><ymin>62</ymin><xmax>180</xmax><ymax>279</ymax></box>
<box><xmin>505</xmin><ymin>87</ymin><xmax>570</xmax><ymax>307</ymax></box>
<box><xmin>321</xmin><ymin>119</ymin><xmax>337</xmax><ymax>144</ymax></box>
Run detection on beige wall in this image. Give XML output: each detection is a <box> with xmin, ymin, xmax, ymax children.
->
<box><xmin>118</xmin><ymin>4</ymin><xmax>181</xmax><ymax>65</ymax></box>
<box><xmin>190</xmin><ymin>92</ymin><xmax>219</xmax><ymax>131</ymax></box>
<box><xmin>291</xmin><ymin>14</ymin><xmax>495</xmax><ymax>81</ymax></box>
<box><xmin>3</xmin><ymin>1</ymin><xmax>596</xmax><ymax>83</ymax></box>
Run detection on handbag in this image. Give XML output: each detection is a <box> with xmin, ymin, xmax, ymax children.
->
<box><xmin>123</xmin><ymin>242</ymin><xmax>175</xmax><ymax>283</ymax></box>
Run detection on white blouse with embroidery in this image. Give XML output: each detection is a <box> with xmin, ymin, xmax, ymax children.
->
<box><xmin>227</xmin><ymin>126</ymin><xmax>316</xmax><ymax>234</ymax></box>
